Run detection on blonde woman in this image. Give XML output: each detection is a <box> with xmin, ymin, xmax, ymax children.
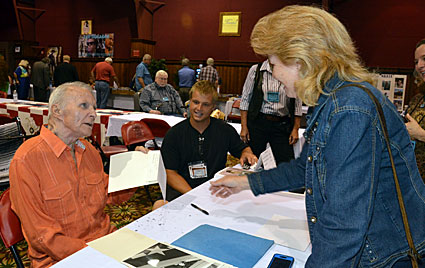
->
<box><xmin>13</xmin><ymin>59</ymin><xmax>30</xmax><ymax>99</ymax></box>
<box><xmin>210</xmin><ymin>5</ymin><xmax>425</xmax><ymax>268</ymax></box>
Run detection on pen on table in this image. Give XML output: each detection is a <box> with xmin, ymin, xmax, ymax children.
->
<box><xmin>191</xmin><ymin>203</ymin><xmax>209</xmax><ymax>215</ymax></box>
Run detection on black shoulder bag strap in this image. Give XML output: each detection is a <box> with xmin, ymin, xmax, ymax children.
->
<box><xmin>338</xmin><ymin>83</ymin><xmax>420</xmax><ymax>268</ymax></box>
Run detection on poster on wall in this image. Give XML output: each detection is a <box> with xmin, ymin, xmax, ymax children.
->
<box><xmin>81</xmin><ymin>20</ymin><xmax>92</xmax><ymax>35</ymax></box>
<box><xmin>78</xmin><ymin>33</ymin><xmax>114</xmax><ymax>58</ymax></box>
<box><xmin>376</xmin><ymin>74</ymin><xmax>407</xmax><ymax>112</ymax></box>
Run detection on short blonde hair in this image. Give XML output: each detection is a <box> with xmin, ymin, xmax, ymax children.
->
<box><xmin>18</xmin><ymin>60</ymin><xmax>29</xmax><ymax>68</ymax></box>
<box><xmin>251</xmin><ymin>5</ymin><xmax>372</xmax><ymax>106</ymax></box>
<box><xmin>189</xmin><ymin>81</ymin><xmax>218</xmax><ymax>104</ymax></box>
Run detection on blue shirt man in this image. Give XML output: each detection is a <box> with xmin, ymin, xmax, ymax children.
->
<box><xmin>135</xmin><ymin>54</ymin><xmax>153</xmax><ymax>90</ymax></box>
<box><xmin>177</xmin><ymin>58</ymin><xmax>196</xmax><ymax>103</ymax></box>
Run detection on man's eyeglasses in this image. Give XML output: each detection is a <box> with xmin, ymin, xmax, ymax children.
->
<box><xmin>87</xmin><ymin>42</ymin><xmax>95</xmax><ymax>45</ymax></box>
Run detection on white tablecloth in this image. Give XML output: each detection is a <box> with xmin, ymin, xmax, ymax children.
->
<box><xmin>53</xmin><ymin>180</ymin><xmax>311</xmax><ymax>268</ymax></box>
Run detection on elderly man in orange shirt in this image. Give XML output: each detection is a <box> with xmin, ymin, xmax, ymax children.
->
<box><xmin>9</xmin><ymin>81</ymin><xmax>147</xmax><ymax>268</ymax></box>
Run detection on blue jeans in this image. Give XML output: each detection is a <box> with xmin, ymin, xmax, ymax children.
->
<box><xmin>95</xmin><ymin>81</ymin><xmax>110</xmax><ymax>108</ymax></box>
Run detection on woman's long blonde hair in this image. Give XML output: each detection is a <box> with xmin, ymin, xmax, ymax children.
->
<box><xmin>251</xmin><ymin>5</ymin><xmax>372</xmax><ymax>106</ymax></box>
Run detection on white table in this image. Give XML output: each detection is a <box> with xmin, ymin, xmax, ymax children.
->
<box><xmin>53</xmin><ymin>179</ymin><xmax>311</xmax><ymax>268</ymax></box>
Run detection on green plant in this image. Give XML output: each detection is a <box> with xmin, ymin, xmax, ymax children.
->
<box><xmin>148</xmin><ymin>58</ymin><xmax>168</xmax><ymax>78</ymax></box>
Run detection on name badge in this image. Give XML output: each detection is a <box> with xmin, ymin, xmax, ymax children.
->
<box><xmin>267</xmin><ymin>92</ymin><xmax>279</xmax><ymax>103</ymax></box>
<box><xmin>188</xmin><ymin>161</ymin><xmax>207</xmax><ymax>179</ymax></box>
<box><xmin>163</xmin><ymin>97</ymin><xmax>170</xmax><ymax>102</ymax></box>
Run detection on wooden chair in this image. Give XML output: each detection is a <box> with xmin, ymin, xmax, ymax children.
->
<box><xmin>0</xmin><ymin>189</ymin><xmax>25</xmax><ymax>268</ymax></box>
<box><xmin>227</xmin><ymin>99</ymin><xmax>241</xmax><ymax>123</ymax></box>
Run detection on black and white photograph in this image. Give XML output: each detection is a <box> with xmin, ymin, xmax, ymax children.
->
<box><xmin>122</xmin><ymin>243</ymin><xmax>224</xmax><ymax>268</ymax></box>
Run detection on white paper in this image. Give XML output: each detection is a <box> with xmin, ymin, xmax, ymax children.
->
<box><xmin>256</xmin><ymin>214</ymin><xmax>310</xmax><ymax>251</ymax></box>
<box><xmin>51</xmin><ymin>247</ymin><xmax>125</xmax><ymax>268</ymax></box>
<box><xmin>157</xmin><ymin>153</ymin><xmax>167</xmax><ymax>200</ymax></box>
<box><xmin>108</xmin><ymin>151</ymin><xmax>163</xmax><ymax>193</ymax></box>
<box><xmin>257</xmin><ymin>143</ymin><xmax>276</xmax><ymax>170</ymax></box>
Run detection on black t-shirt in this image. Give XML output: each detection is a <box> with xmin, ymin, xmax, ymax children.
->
<box><xmin>161</xmin><ymin>118</ymin><xmax>247</xmax><ymax>189</ymax></box>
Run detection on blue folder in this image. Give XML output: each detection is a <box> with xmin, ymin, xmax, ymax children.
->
<box><xmin>172</xmin><ymin>224</ymin><xmax>274</xmax><ymax>268</ymax></box>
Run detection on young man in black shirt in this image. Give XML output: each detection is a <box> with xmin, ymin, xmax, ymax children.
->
<box><xmin>160</xmin><ymin>81</ymin><xmax>257</xmax><ymax>201</ymax></box>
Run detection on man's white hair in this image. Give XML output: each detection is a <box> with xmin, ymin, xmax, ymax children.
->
<box><xmin>155</xmin><ymin>70</ymin><xmax>168</xmax><ymax>78</ymax></box>
<box><xmin>143</xmin><ymin>54</ymin><xmax>152</xmax><ymax>61</ymax></box>
<box><xmin>105</xmin><ymin>57</ymin><xmax>113</xmax><ymax>63</ymax></box>
<box><xmin>206</xmin><ymin>58</ymin><xmax>214</xmax><ymax>65</ymax></box>
<box><xmin>48</xmin><ymin>82</ymin><xmax>93</xmax><ymax>120</ymax></box>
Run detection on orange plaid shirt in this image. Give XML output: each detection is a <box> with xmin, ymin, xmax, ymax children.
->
<box><xmin>10</xmin><ymin>127</ymin><xmax>134</xmax><ymax>268</ymax></box>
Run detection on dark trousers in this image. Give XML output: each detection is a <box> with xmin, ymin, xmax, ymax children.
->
<box><xmin>247</xmin><ymin>114</ymin><xmax>294</xmax><ymax>164</ymax></box>
<box><xmin>33</xmin><ymin>86</ymin><xmax>49</xmax><ymax>102</ymax></box>
<box><xmin>178</xmin><ymin>87</ymin><xmax>190</xmax><ymax>104</ymax></box>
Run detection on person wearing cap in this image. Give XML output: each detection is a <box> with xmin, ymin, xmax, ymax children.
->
<box><xmin>90</xmin><ymin>57</ymin><xmax>119</xmax><ymax>108</ymax></box>
<box><xmin>31</xmin><ymin>57</ymin><xmax>51</xmax><ymax>102</ymax></box>
<box><xmin>13</xmin><ymin>60</ymin><xmax>30</xmax><ymax>100</ymax></box>
<box><xmin>53</xmin><ymin>55</ymin><xmax>79</xmax><ymax>87</ymax></box>
<box><xmin>199</xmin><ymin>57</ymin><xmax>219</xmax><ymax>87</ymax></box>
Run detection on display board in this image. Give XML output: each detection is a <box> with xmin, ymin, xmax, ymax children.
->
<box><xmin>376</xmin><ymin>74</ymin><xmax>407</xmax><ymax>112</ymax></box>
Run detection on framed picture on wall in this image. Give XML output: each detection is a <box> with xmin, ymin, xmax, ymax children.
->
<box><xmin>219</xmin><ymin>12</ymin><xmax>241</xmax><ymax>36</ymax></box>
<box><xmin>81</xmin><ymin>19</ymin><xmax>92</xmax><ymax>35</ymax></box>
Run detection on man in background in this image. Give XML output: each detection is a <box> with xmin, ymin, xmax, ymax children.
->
<box><xmin>90</xmin><ymin>57</ymin><xmax>119</xmax><ymax>108</ymax></box>
<box><xmin>240</xmin><ymin>60</ymin><xmax>302</xmax><ymax>164</ymax></box>
<box><xmin>139</xmin><ymin>70</ymin><xmax>187</xmax><ymax>117</ymax></box>
<box><xmin>199</xmin><ymin>57</ymin><xmax>219</xmax><ymax>87</ymax></box>
<box><xmin>53</xmin><ymin>55</ymin><xmax>79</xmax><ymax>87</ymax></box>
<box><xmin>160</xmin><ymin>81</ymin><xmax>257</xmax><ymax>201</ymax></box>
<box><xmin>178</xmin><ymin>58</ymin><xmax>196</xmax><ymax>103</ymax></box>
<box><xmin>31</xmin><ymin>57</ymin><xmax>51</xmax><ymax>102</ymax></box>
<box><xmin>135</xmin><ymin>54</ymin><xmax>153</xmax><ymax>90</ymax></box>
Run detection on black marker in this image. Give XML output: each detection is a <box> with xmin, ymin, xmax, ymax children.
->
<box><xmin>191</xmin><ymin>203</ymin><xmax>209</xmax><ymax>215</ymax></box>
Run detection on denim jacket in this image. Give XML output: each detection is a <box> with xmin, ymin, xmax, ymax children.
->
<box><xmin>248</xmin><ymin>75</ymin><xmax>425</xmax><ymax>267</ymax></box>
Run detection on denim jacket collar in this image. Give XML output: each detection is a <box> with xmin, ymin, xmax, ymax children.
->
<box><xmin>304</xmin><ymin>73</ymin><xmax>345</xmax><ymax>138</ymax></box>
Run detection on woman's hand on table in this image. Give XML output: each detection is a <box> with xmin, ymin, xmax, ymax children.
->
<box><xmin>209</xmin><ymin>175</ymin><xmax>250</xmax><ymax>198</ymax></box>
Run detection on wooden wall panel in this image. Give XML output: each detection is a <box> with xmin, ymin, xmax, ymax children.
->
<box><xmin>71</xmin><ymin>59</ymin><xmax>419</xmax><ymax>104</ymax></box>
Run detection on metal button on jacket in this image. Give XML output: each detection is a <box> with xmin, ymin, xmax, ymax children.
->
<box><xmin>308</xmin><ymin>155</ymin><xmax>313</xmax><ymax>162</ymax></box>
<box><xmin>306</xmin><ymin>188</ymin><xmax>313</xmax><ymax>195</ymax></box>
<box><xmin>310</xmin><ymin>216</ymin><xmax>317</xmax><ymax>223</ymax></box>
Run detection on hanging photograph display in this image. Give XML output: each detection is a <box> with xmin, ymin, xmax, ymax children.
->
<box><xmin>78</xmin><ymin>33</ymin><xmax>114</xmax><ymax>58</ymax></box>
<box><xmin>376</xmin><ymin>73</ymin><xmax>407</xmax><ymax>112</ymax></box>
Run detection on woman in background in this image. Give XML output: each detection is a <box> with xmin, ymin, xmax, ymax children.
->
<box><xmin>405</xmin><ymin>39</ymin><xmax>425</xmax><ymax>180</ymax></box>
<box><xmin>14</xmin><ymin>59</ymin><xmax>30</xmax><ymax>100</ymax></box>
